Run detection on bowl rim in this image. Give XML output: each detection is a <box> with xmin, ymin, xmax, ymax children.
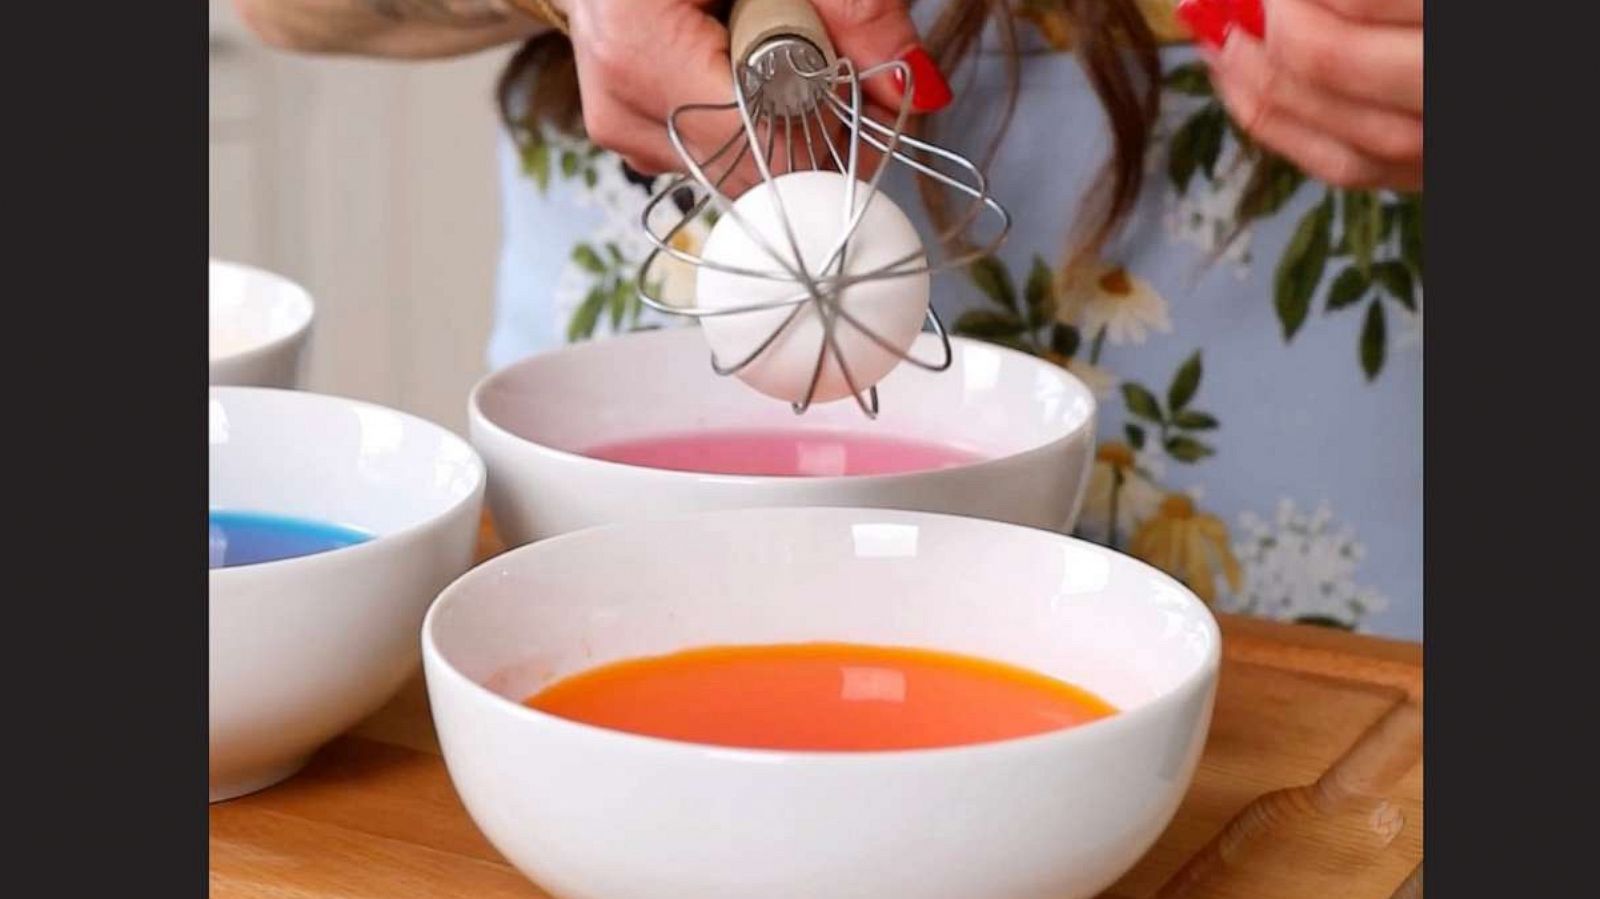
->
<box><xmin>208</xmin><ymin>258</ymin><xmax>317</xmax><ymax>370</ymax></box>
<box><xmin>422</xmin><ymin>505</ymin><xmax>1222</xmax><ymax>766</ymax></box>
<box><xmin>209</xmin><ymin>386</ymin><xmax>486</xmax><ymax>584</ymax></box>
<box><xmin>467</xmin><ymin>328</ymin><xmax>1098</xmax><ymax>487</ymax></box>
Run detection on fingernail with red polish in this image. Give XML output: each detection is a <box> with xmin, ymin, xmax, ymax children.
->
<box><xmin>1176</xmin><ymin>0</ymin><xmax>1232</xmax><ymax>50</ymax></box>
<box><xmin>893</xmin><ymin>45</ymin><xmax>953</xmax><ymax>114</ymax></box>
<box><xmin>1231</xmin><ymin>0</ymin><xmax>1265</xmax><ymax>40</ymax></box>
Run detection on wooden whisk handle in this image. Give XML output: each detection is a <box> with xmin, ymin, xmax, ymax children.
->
<box><xmin>728</xmin><ymin>0</ymin><xmax>836</xmax><ymax>66</ymax></box>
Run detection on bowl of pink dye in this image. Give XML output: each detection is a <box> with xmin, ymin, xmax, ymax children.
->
<box><xmin>469</xmin><ymin>327</ymin><xmax>1096</xmax><ymax>547</ymax></box>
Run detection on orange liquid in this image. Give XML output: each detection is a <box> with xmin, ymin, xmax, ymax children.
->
<box><xmin>523</xmin><ymin>642</ymin><xmax>1117</xmax><ymax>751</ymax></box>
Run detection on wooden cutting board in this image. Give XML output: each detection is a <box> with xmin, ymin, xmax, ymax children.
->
<box><xmin>210</xmin><ymin>520</ymin><xmax>1423</xmax><ymax>898</ymax></box>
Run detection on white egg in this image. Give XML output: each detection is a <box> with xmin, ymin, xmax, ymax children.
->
<box><xmin>695</xmin><ymin>170</ymin><xmax>930</xmax><ymax>405</ymax></box>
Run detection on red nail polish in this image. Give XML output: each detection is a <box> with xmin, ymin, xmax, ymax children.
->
<box><xmin>1176</xmin><ymin>0</ymin><xmax>1232</xmax><ymax>49</ymax></box>
<box><xmin>892</xmin><ymin>45</ymin><xmax>953</xmax><ymax>114</ymax></box>
<box><xmin>1231</xmin><ymin>0</ymin><xmax>1265</xmax><ymax>40</ymax></box>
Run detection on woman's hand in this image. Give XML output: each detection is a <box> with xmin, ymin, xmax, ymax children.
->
<box><xmin>558</xmin><ymin>0</ymin><xmax>948</xmax><ymax>185</ymax></box>
<box><xmin>237</xmin><ymin>0</ymin><xmax>950</xmax><ymax>188</ymax></box>
<box><xmin>1182</xmin><ymin>0</ymin><xmax>1422</xmax><ymax>191</ymax></box>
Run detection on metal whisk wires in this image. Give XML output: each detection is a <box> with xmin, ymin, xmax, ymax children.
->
<box><xmin>637</xmin><ymin>39</ymin><xmax>1011</xmax><ymax>417</ymax></box>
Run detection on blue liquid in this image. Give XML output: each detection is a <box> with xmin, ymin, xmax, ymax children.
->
<box><xmin>209</xmin><ymin>510</ymin><xmax>372</xmax><ymax>569</ymax></box>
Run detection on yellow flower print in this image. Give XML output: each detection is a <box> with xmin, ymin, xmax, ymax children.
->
<box><xmin>1079</xmin><ymin>441</ymin><xmax>1163</xmax><ymax>544</ymax></box>
<box><xmin>1016</xmin><ymin>1</ymin><xmax>1193</xmax><ymax>50</ymax></box>
<box><xmin>1016</xmin><ymin>2</ymin><xmax>1078</xmax><ymax>51</ymax></box>
<box><xmin>1136</xmin><ymin>0</ymin><xmax>1192</xmax><ymax>44</ymax></box>
<box><xmin>650</xmin><ymin>217</ymin><xmax>711</xmax><ymax>309</ymax></box>
<box><xmin>1056</xmin><ymin>261</ymin><xmax>1173</xmax><ymax>347</ymax></box>
<box><xmin>1129</xmin><ymin>493</ymin><xmax>1242</xmax><ymax>604</ymax></box>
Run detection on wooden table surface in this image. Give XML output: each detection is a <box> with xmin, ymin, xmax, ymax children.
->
<box><xmin>211</xmin><ymin>520</ymin><xmax>1424</xmax><ymax>898</ymax></box>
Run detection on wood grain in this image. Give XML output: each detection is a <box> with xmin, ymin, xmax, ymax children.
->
<box><xmin>214</xmin><ymin>515</ymin><xmax>1423</xmax><ymax>898</ymax></box>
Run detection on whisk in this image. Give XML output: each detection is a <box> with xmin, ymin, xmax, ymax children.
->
<box><xmin>636</xmin><ymin>0</ymin><xmax>1011</xmax><ymax>418</ymax></box>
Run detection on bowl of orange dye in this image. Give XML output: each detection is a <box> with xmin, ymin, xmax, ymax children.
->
<box><xmin>423</xmin><ymin>506</ymin><xmax>1220</xmax><ymax>899</ymax></box>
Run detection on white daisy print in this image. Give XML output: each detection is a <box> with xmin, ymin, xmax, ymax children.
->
<box><xmin>646</xmin><ymin>213</ymin><xmax>712</xmax><ymax>309</ymax></box>
<box><xmin>1161</xmin><ymin>146</ymin><xmax>1256</xmax><ymax>274</ymax></box>
<box><xmin>1148</xmin><ymin>95</ymin><xmax>1256</xmax><ymax>275</ymax></box>
<box><xmin>1220</xmin><ymin>498</ymin><xmax>1390</xmax><ymax>630</ymax></box>
<box><xmin>1057</xmin><ymin>262</ymin><xmax>1173</xmax><ymax>346</ymax></box>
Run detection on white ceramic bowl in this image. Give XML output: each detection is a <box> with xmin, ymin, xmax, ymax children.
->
<box><xmin>209</xmin><ymin>259</ymin><xmax>315</xmax><ymax>387</ymax></box>
<box><xmin>210</xmin><ymin>387</ymin><xmax>485</xmax><ymax>802</ymax></box>
<box><xmin>470</xmin><ymin>327</ymin><xmax>1096</xmax><ymax>547</ymax></box>
<box><xmin>424</xmin><ymin>506</ymin><xmax>1220</xmax><ymax>899</ymax></box>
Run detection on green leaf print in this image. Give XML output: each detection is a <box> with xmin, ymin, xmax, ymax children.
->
<box><xmin>568</xmin><ymin>287</ymin><xmax>607</xmax><ymax>342</ymax></box>
<box><xmin>1050</xmin><ymin>323</ymin><xmax>1080</xmax><ymax>358</ymax></box>
<box><xmin>1118</xmin><ymin>350</ymin><xmax>1223</xmax><ymax>466</ymax></box>
<box><xmin>1194</xmin><ymin>109</ymin><xmax>1226</xmax><ymax>180</ymax></box>
<box><xmin>1238</xmin><ymin>156</ymin><xmax>1307</xmax><ymax>220</ymax></box>
<box><xmin>1162</xmin><ymin>62</ymin><xmax>1214</xmax><ymax>97</ymax></box>
<box><xmin>1157</xmin><ymin>57</ymin><xmax>1422</xmax><ymax>386</ymax></box>
<box><xmin>1338</xmin><ymin>190</ymin><xmax>1382</xmax><ymax>276</ymax></box>
<box><xmin>954</xmin><ymin>309</ymin><xmax>1026</xmax><ymax>339</ymax></box>
<box><xmin>1274</xmin><ymin>194</ymin><xmax>1334</xmax><ymax>341</ymax></box>
<box><xmin>1326</xmin><ymin>266</ymin><xmax>1371</xmax><ymax>312</ymax></box>
<box><xmin>1398</xmin><ymin>197</ymin><xmax>1424</xmax><ymax>278</ymax></box>
<box><xmin>1360</xmin><ymin>300</ymin><xmax>1387</xmax><ymax>380</ymax></box>
<box><xmin>1164</xmin><ymin>435</ymin><xmax>1215</xmax><ymax>463</ymax></box>
<box><xmin>1295</xmin><ymin>614</ymin><xmax>1354</xmax><ymax>630</ymax></box>
<box><xmin>1172</xmin><ymin>410</ymin><xmax>1219</xmax><ymax>430</ymax></box>
<box><xmin>560</xmin><ymin>150</ymin><xmax>580</xmax><ymax>178</ymax></box>
<box><xmin>1167</xmin><ymin>351</ymin><xmax>1203</xmax><ymax>413</ymax></box>
<box><xmin>1122</xmin><ymin>383</ymin><xmax>1163</xmax><ymax>423</ymax></box>
<box><xmin>1361</xmin><ymin>194</ymin><xmax>1385</xmax><ymax>272</ymax></box>
<box><xmin>1373</xmin><ymin>260</ymin><xmax>1416</xmax><ymax>311</ymax></box>
<box><xmin>608</xmin><ymin>280</ymin><xmax>632</xmax><ymax>330</ymax></box>
<box><xmin>571</xmin><ymin>244</ymin><xmax>606</xmax><ymax>274</ymax></box>
<box><xmin>969</xmin><ymin>256</ymin><xmax>1018</xmax><ymax>311</ymax></box>
<box><xmin>521</xmin><ymin>140</ymin><xmax>551</xmax><ymax>193</ymax></box>
<box><xmin>1125</xmin><ymin>424</ymin><xmax>1147</xmax><ymax>451</ymax></box>
<box><xmin>1167</xmin><ymin>111</ymin><xmax>1203</xmax><ymax>193</ymax></box>
<box><xmin>1025</xmin><ymin>256</ymin><xmax>1056</xmax><ymax>328</ymax></box>
<box><xmin>985</xmin><ymin>335</ymin><xmax>1035</xmax><ymax>354</ymax></box>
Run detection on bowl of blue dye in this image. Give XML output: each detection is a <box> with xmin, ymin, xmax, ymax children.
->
<box><xmin>209</xmin><ymin>386</ymin><xmax>485</xmax><ymax>802</ymax></box>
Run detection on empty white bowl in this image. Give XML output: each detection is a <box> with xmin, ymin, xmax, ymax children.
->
<box><xmin>210</xmin><ymin>387</ymin><xmax>485</xmax><ymax>802</ymax></box>
<box><xmin>209</xmin><ymin>259</ymin><xmax>315</xmax><ymax>387</ymax></box>
<box><xmin>470</xmin><ymin>327</ymin><xmax>1096</xmax><ymax>547</ymax></box>
<box><xmin>424</xmin><ymin>506</ymin><xmax>1219</xmax><ymax>899</ymax></box>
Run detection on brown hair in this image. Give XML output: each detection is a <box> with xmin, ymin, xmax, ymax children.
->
<box><xmin>496</xmin><ymin>1</ymin><xmax>1163</xmax><ymax>268</ymax></box>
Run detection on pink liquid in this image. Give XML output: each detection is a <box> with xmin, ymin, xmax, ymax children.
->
<box><xmin>583</xmin><ymin>429</ymin><xmax>985</xmax><ymax>477</ymax></box>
